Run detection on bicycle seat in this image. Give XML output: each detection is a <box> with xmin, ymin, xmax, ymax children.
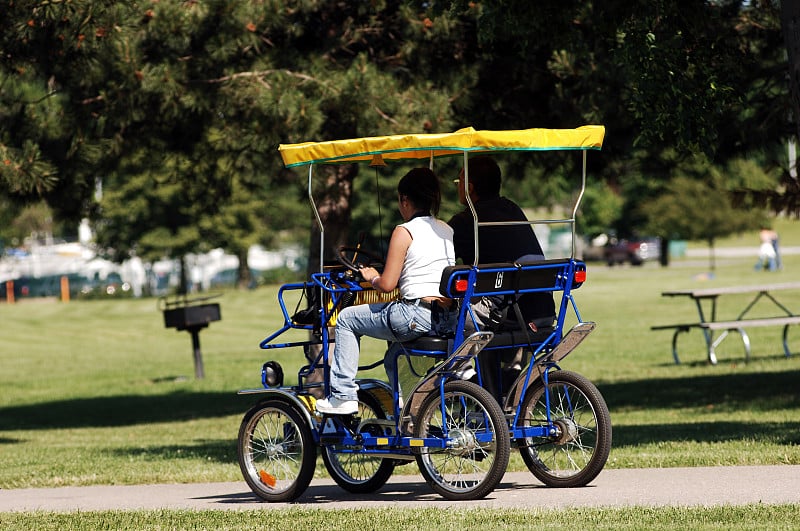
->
<box><xmin>400</xmin><ymin>335</ymin><xmax>450</xmax><ymax>353</ymax></box>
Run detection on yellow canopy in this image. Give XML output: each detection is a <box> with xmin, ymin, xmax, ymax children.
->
<box><xmin>278</xmin><ymin>125</ymin><xmax>605</xmax><ymax>168</ymax></box>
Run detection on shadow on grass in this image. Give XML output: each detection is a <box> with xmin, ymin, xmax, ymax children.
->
<box><xmin>0</xmin><ymin>390</ymin><xmax>258</xmax><ymax>430</ymax></box>
<box><xmin>654</xmin><ymin>352</ymin><xmax>795</xmax><ymax>368</ymax></box>
<box><xmin>108</xmin><ymin>439</ymin><xmax>237</xmax><ymax>464</ymax></box>
<box><xmin>3</xmin><ymin>369</ymin><xmax>799</xmax><ymax>453</ymax></box>
<box><xmin>596</xmin><ymin>367</ymin><xmax>800</xmax><ymax>447</ymax></box>
<box><xmin>596</xmin><ymin>368</ymin><xmax>800</xmax><ymax>412</ymax></box>
<box><xmin>612</xmin><ymin>420</ymin><xmax>800</xmax><ymax>447</ymax></box>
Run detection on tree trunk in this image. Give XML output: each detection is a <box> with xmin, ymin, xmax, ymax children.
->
<box><xmin>303</xmin><ymin>163</ymin><xmax>358</xmax><ymax>397</ymax></box>
<box><xmin>236</xmin><ymin>248</ymin><xmax>252</xmax><ymax>289</ymax></box>
<box><xmin>179</xmin><ymin>255</ymin><xmax>189</xmax><ymax>295</ymax></box>
<box><xmin>707</xmin><ymin>238</ymin><xmax>717</xmax><ymax>271</ymax></box>
<box><xmin>782</xmin><ymin>0</ymin><xmax>800</xmax><ymax>141</ymax></box>
<box><xmin>306</xmin><ymin>164</ymin><xmax>358</xmax><ymax>274</ymax></box>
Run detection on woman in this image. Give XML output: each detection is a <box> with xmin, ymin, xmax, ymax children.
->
<box><xmin>316</xmin><ymin>167</ymin><xmax>456</xmax><ymax>415</ymax></box>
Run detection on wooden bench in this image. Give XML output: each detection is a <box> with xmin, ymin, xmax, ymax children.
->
<box><xmin>652</xmin><ymin>316</ymin><xmax>800</xmax><ymax>365</ymax></box>
<box><xmin>652</xmin><ymin>283</ymin><xmax>800</xmax><ymax>365</ymax></box>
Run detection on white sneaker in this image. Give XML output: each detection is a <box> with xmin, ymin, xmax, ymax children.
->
<box><xmin>455</xmin><ymin>363</ymin><xmax>476</xmax><ymax>381</ymax></box>
<box><xmin>316</xmin><ymin>396</ymin><xmax>358</xmax><ymax>415</ymax></box>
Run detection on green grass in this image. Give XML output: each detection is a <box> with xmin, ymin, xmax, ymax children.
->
<box><xmin>1</xmin><ymin>226</ymin><xmax>800</xmax><ymax>525</ymax></box>
<box><xmin>2</xmin><ymin>505</ymin><xmax>800</xmax><ymax>530</ymax></box>
<box><xmin>2</xmin><ymin>243</ymin><xmax>800</xmax><ymax>488</ymax></box>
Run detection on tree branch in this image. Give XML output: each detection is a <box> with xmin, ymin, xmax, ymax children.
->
<box><xmin>372</xmin><ymin>105</ymin><xmax>399</xmax><ymax>125</ymax></box>
<box><xmin>202</xmin><ymin>69</ymin><xmax>322</xmax><ymax>86</ymax></box>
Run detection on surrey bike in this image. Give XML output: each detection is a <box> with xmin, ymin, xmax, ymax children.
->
<box><xmin>236</xmin><ymin>126</ymin><xmax>612</xmax><ymax>502</ymax></box>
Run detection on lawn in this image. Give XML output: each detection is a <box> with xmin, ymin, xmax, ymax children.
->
<box><xmin>2</xmin><ymin>505</ymin><xmax>800</xmax><ymax>530</ymax></box>
<box><xmin>1</xmin><ymin>226</ymin><xmax>799</xmax><ymax>526</ymax></box>
<box><xmin>2</xmin><ymin>235</ymin><xmax>799</xmax><ymax>489</ymax></box>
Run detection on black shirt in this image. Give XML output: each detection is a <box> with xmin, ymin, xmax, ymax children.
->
<box><xmin>448</xmin><ymin>196</ymin><xmax>555</xmax><ymax>323</ymax></box>
<box><xmin>448</xmin><ymin>196</ymin><xmax>545</xmax><ymax>265</ymax></box>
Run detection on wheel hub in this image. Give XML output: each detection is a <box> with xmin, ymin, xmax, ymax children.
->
<box><xmin>448</xmin><ymin>428</ymin><xmax>478</xmax><ymax>456</ymax></box>
<box><xmin>265</xmin><ymin>443</ymin><xmax>284</xmax><ymax>457</ymax></box>
<box><xmin>552</xmin><ymin>418</ymin><xmax>579</xmax><ymax>445</ymax></box>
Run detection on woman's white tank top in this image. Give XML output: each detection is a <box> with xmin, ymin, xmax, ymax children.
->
<box><xmin>397</xmin><ymin>216</ymin><xmax>455</xmax><ymax>300</ymax></box>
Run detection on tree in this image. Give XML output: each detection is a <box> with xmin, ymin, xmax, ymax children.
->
<box><xmin>782</xmin><ymin>0</ymin><xmax>800</xmax><ymax>143</ymax></box>
<box><xmin>258</xmin><ymin>3</ymin><xmax>469</xmax><ymax>270</ymax></box>
<box><xmin>1</xmin><ymin>1</ymin><xmax>467</xmax><ymax>292</ymax></box>
<box><xmin>0</xmin><ymin>1</ymin><xmax>133</xmax><ymax>222</ymax></box>
<box><xmin>49</xmin><ymin>3</ymin><xmax>462</xmax><ymax>282</ymax></box>
<box><xmin>642</xmin><ymin>156</ymin><xmax>768</xmax><ymax>269</ymax></box>
<box><xmin>3</xmin><ymin>0</ymin><xmax>796</xmax><ymax>288</ymax></box>
<box><xmin>420</xmin><ymin>0</ymin><xmax>793</xmax><ymax>229</ymax></box>
<box><xmin>578</xmin><ymin>181</ymin><xmax>624</xmax><ymax>239</ymax></box>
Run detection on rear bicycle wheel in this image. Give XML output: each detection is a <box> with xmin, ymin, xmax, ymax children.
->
<box><xmin>321</xmin><ymin>390</ymin><xmax>396</xmax><ymax>493</ymax></box>
<box><xmin>237</xmin><ymin>399</ymin><xmax>316</xmax><ymax>502</ymax></box>
<box><xmin>516</xmin><ymin>370</ymin><xmax>611</xmax><ymax>487</ymax></box>
<box><xmin>414</xmin><ymin>380</ymin><xmax>510</xmax><ymax>500</ymax></box>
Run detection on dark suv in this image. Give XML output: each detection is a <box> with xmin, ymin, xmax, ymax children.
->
<box><xmin>604</xmin><ymin>237</ymin><xmax>661</xmax><ymax>266</ymax></box>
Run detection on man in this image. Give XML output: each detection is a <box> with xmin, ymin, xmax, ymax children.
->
<box><xmin>448</xmin><ymin>155</ymin><xmax>555</xmax><ymax>399</ymax></box>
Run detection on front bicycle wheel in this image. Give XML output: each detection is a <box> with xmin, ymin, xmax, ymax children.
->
<box><xmin>516</xmin><ymin>370</ymin><xmax>611</xmax><ymax>487</ymax></box>
<box><xmin>237</xmin><ymin>399</ymin><xmax>316</xmax><ymax>502</ymax></box>
<box><xmin>321</xmin><ymin>390</ymin><xmax>396</xmax><ymax>493</ymax></box>
<box><xmin>414</xmin><ymin>380</ymin><xmax>510</xmax><ymax>500</ymax></box>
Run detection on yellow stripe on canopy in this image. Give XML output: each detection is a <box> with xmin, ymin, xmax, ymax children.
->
<box><xmin>278</xmin><ymin>125</ymin><xmax>605</xmax><ymax>168</ymax></box>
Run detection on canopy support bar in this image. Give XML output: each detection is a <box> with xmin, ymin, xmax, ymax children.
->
<box><xmin>462</xmin><ymin>151</ymin><xmax>481</xmax><ymax>267</ymax></box>
<box><xmin>307</xmin><ymin>164</ymin><xmax>325</xmax><ymax>274</ymax></box>
<box><xmin>571</xmin><ymin>151</ymin><xmax>588</xmax><ymax>258</ymax></box>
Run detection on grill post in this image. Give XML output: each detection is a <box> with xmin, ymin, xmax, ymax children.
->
<box><xmin>160</xmin><ymin>294</ymin><xmax>221</xmax><ymax>379</ymax></box>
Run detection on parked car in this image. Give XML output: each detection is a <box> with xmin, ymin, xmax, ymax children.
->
<box><xmin>581</xmin><ymin>234</ymin><xmax>610</xmax><ymax>262</ymax></box>
<box><xmin>604</xmin><ymin>237</ymin><xmax>661</xmax><ymax>266</ymax></box>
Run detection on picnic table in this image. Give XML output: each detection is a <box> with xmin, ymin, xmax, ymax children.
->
<box><xmin>651</xmin><ymin>282</ymin><xmax>800</xmax><ymax>364</ymax></box>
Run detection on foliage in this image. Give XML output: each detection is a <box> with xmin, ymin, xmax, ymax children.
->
<box><xmin>0</xmin><ymin>1</ymin><xmax>136</xmax><ymax>220</ymax></box>
<box><xmin>0</xmin><ymin>0</ymin><xmax>797</xmax><ymax>286</ymax></box>
<box><xmin>613</xmin><ymin>1</ymin><xmax>746</xmax><ymax>155</ymax></box>
<box><xmin>782</xmin><ymin>0</ymin><xmax>800</xmax><ymax>141</ymax></box>
<box><xmin>418</xmin><ymin>0</ymin><xmax>792</xmax><ymax>226</ymax></box>
<box><xmin>578</xmin><ymin>181</ymin><xmax>624</xmax><ymax>238</ymax></box>
<box><xmin>644</xmin><ymin>176</ymin><xmax>754</xmax><ymax>242</ymax></box>
<box><xmin>0</xmin><ymin>199</ymin><xmax>58</xmax><ymax>246</ymax></box>
<box><xmin>642</xmin><ymin>153</ymin><xmax>769</xmax><ymax>240</ymax></box>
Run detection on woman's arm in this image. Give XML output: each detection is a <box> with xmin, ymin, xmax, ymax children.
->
<box><xmin>362</xmin><ymin>225</ymin><xmax>411</xmax><ymax>292</ymax></box>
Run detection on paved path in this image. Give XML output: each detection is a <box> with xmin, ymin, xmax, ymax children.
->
<box><xmin>684</xmin><ymin>246</ymin><xmax>800</xmax><ymax>258</ymax></box>
<box><xmin>1</xmin><ymin>465</ymin><xmax>798</xmax><ymax>512</ymax></box>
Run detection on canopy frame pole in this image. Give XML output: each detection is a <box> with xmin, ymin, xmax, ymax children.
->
<box><xmin>572</xmin><ymin>149</ymin><xmax>586</xmax><ymax>258</ymax></box>
<box><xmin>461</xmin><ymin>151</ymin><xmax>480</xmax><ymax>267</ymax></box>
<box><xmin>569</xmin><ymin>150</ymin><xmax>588</xmax><ymax>259</ymax></box>
<box><xmin>307</xmin><ymin>164</ymin><xmax>325</xmax><ymax>274</ymax></box>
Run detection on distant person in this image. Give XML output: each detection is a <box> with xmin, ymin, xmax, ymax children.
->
<box><xmin>447</xmin><ymin>156</ymin><xmax>555</xmax><ymax>398</ymax></box>
<box><xmin>771</xmin><ymin>229</ymin><xmax>782</xmax><ymax>270</ymax></box>
<box><xmin>755</xmin><ymin>227</ymin><xmax>778</xmax><ymax>272</ymax></box>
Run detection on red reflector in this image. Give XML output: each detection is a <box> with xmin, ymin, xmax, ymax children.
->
<box><xmin>574</xmin><ymin>270</ymin><xmax>587</xmax><ymax>283</ymax></box>
<box><xmin>454</xmin><ymin>279</ymin><xmax>469</xmax><ymax>293</ymax></box>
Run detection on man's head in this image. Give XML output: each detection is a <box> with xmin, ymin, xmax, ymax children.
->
<box><xmin>457</xmin><ymin>155</ymin><xmax>502</xmax><ymax>205</ymax></box>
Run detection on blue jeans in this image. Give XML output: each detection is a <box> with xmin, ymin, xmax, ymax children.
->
<box><xmin>329</xmin><ymin>300</ymin><xmax>454</xmax><ymax>402</ymax></box>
